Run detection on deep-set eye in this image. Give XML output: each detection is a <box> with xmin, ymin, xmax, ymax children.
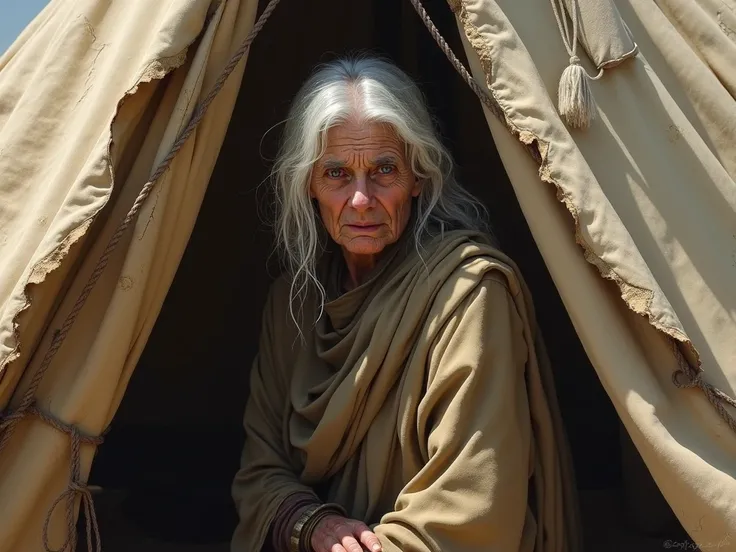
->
<box><xmin>326</xmin><ymin>168</ymin><xmax>346</xmax><ymax>179</ymax></box>
<box><xmin>377</xmin><ymin>165</ymin><xmax>396</xmax><ymax>175</ymax></box>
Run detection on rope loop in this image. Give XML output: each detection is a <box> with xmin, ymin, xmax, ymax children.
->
<box><xmin>672</xmin><ymin>368</ymin><xmax>700</xmax><ymax>389</ymax></box>
<box><xmin>0</xmin><ymin>404</ymin><xmax>106</xmax><ymax>552</ymax></box>
<box><xmin>0</xmin><ymin>409</ymin><xmax>26</xmax><ymax>432</ymax></box>
<box><xmin>42</xmin><ymin>484</ymin><xmax>99</xmax><ymax>552</ymax></box>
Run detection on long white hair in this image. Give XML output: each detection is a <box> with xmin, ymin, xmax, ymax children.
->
<box><xmin>270</xmin><ymin>55</ymin><xmax>489</xmax><ymax>325</ymax></box>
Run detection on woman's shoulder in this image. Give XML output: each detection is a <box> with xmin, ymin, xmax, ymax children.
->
<box><xmin>427</xmin><ymin>230</ymin><xmax>514</xmax><ymax>290</ymax></box>
<box><xmin>407</xmin><ymin>231</ymin><xmax>516</xmax><ymax>327</ymax></box>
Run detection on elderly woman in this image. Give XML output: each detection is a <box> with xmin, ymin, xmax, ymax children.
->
<box><xmin>231</xmin><ymin>57</ymin><xmax>579</xmax><ymax>552</ymax></box>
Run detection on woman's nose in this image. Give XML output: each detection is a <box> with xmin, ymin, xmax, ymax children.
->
<box><xmin>350</xmin><ymin>175</ymin><xmax>372</xmax><ymax>210</ymax></box>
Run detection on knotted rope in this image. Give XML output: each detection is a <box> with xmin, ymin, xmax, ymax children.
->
<box><xmin>39</xmin><ymin>409</ymin><xmax>105</xmax><ymax>552</ymax></box>
<box><xmin>672</xmin><ymin>345</ymin><xmax>736</xmax><ymax>433</ymax></box>
<box><xmin>0</xmin><ymin>0</ymin><xmax>282</xmax><ymax>548</ymax></box>
<box><xmin>411</xmin><ymin>0</ymin><xmax>736</xmax><ymax>430</ymax></box>
<box><xmin>0</xmin><ymin>404</ymin><xmax>104</xmax><ymax>552</ymax></box>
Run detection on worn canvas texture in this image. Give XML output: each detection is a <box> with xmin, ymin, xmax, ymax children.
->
<box><xmin>0</xmin><ymin>0</ymin><xmax>258</xmax><ymax>549</ymax></box>
<box><xmin>453</xmin><ymin>0</ymin><xmax>736</xmax><ymax>546</ymax></box>
<box><xmin>0</xmin><ymin>0</ymin><xmax>734</xmax><ymax>550</ymax></box>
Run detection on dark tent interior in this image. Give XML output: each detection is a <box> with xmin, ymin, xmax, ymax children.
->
<box><xmin>85</xmin><ymin>0</ymin><xmax>686</xmax><ymax>550</ymax></box>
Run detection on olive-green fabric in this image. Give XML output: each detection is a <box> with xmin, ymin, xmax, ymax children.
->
<box><xmin>232</xmin><ymin>232</ymin><xmax>580</xmax><ymax>552</ymax></box>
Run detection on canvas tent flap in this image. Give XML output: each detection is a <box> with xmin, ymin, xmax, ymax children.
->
<box><xmin>560</xmin><ymin>0</ymin><xmax>638</xmax><ymax>69</ymax></box>
<box><xmin>0</xmin><ymin>0</ymin><xmax>211</xmax><ymax>392</ymax></box>
<box><xmin>653</xmin><ymin>0</ymin><xmax>736</xmax><ymax>101</ymax></box>
<box><xmin>451</xmin><ymin>0</ymin><xmax>736</xmax><ymax>545</ymax></box>
<box><xmin>1</xmin><ymin>0</ymin><xmax>735</xmax><ymax>549</ymax></box>
<box><xmin>0</xmin><ymin>0</ymin><xmax>259</xmax><ymax>549</ymax></box>
<box><xmin>621</xmin><ymin>0</ymin><xmax>736</xmax><ymax>180</ymax></box>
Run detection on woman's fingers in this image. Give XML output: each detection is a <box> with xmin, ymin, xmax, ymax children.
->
<box><xmin>336</xmin><ymin>533</ymin><xmax>364</xmax><ymax>552</ymax></box>
<box><xmin>311</xmin><ymin>515</ymin><xmax>362</xmax><ymax>552</ymax></box>
<box><xmin>351</xmin><ymin>521</ymin><xmax>382</xmax><ymax>552</ymax></box>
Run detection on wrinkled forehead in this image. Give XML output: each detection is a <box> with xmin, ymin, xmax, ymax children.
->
<box><xmin>318</xmin><ymin>121</ymin><xmax>407</xmax><ymax>163</ymax></box>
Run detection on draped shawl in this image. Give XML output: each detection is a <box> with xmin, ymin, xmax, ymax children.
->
<box><xmin>231</xmin><ymin>230</ymin><xmax>581</xmax><ymax>552</ymax></box>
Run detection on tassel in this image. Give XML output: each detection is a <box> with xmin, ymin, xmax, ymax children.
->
<box><xmin>558</xmin><ymin>55</ymin><xmax>597</xmax><ymax>129</ymax></box>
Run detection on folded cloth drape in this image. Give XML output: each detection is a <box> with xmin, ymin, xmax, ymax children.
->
<box><xmin>232</xmin><ymin>230</ymin><xmax>581</xmax><ymax>552</ymax></box>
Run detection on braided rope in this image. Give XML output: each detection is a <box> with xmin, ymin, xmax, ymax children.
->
<box><xmin>672</xmin><ymin>344</ymin><xmax>736</xmax><ymax>433</ymax></box>
<box><xmin>0</xmin><ymin>404</ymin><xmax>104</xmax><ymax>552</ymax></box>
<box><xmin>407</xmin><ymin>0</ymin><xmax>505</xmax><ymax>122</ymax></box>
<box><xmin>0</xmin><ymin>0</ymin><xmax>282</xmax><ymax>548</ymax></box>
<box><xmin>39</xmin><ymin>410</ymin><xmax>104</xmax><ymax>552</ymax></box>
<box><xmin>0</xmin><ymin>0</ymin><xmax>282</xmax><ymax>451</ymax></box>
<box><xmin>408</xmin><ymin>0</ymin><xmax>542</xmax><ymax>164</ymax></box>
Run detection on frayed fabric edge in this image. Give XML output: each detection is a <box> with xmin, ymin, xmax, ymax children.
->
<box><xmin>0</xmin><ymin>48</ymin><xmax>190</xmax><ymax>382</ymax></box>
<box><xmin>452</xmin><ymin>0</ymin><xmax>700</xmax><ymax>366</ymax></box>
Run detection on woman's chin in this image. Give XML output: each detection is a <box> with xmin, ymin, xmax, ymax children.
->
<box><xmin>341</xmin><ymin>237</ymin><xmax>388</xmax><ymax>256</ymax></box>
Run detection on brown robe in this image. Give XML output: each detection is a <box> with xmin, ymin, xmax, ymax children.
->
<box><xmin>231</xmin><ymin>230</ymin><xmax>581</xmax><ymax>552</ymax></box>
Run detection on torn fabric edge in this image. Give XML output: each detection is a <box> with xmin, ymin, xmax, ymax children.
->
<box><xmin>0</xmin><ymin>49</ymin><xmax>190</xmax><ymax>382</ymax></box>
<box><xmin>450</xmin><ymin>0</ymin><xmax>701</xmax><ymax>367</ymax></box>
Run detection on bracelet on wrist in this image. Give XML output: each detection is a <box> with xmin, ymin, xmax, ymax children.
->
<box><xmin>300</xmin><ymin>504</ymin><xmax>346</xmax><ymax>552</ymax></box>
<box><xmin>289</xmin><ymin>502</ymin><xmax>347</xmax><ymax>552</ymax></box>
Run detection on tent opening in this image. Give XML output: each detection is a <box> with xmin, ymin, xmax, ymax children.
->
<box><xmin>84</xmin><ymin>0</ymin><xmax>685</xmax><ymax>549</ymax></box>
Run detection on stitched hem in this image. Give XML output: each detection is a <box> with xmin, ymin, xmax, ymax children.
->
<box><xmin>597</xmin><ymin>41</ymin><xmax>639</xmax><ymax>70</ymax></box>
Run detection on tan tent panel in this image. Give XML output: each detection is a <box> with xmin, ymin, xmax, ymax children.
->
<box><xmin>0</xmin><ymin>0</ymin><xmax>734</xmax><ymax>551</ymax></box>
<box><xmin>452</xmin><ymin>0</ymin><xmax>736</xmax><ymax>543</ymax></box>
<box><xmin>0</xmin><ymin>0</ymin><xmax>259</xmax><ymax>549</ymax></box>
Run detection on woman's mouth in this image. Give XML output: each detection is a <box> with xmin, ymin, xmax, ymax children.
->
<box><xmin>347</xmin><ymin>224</ymin><xmax>382</xmax><ymax>232</ymax></box>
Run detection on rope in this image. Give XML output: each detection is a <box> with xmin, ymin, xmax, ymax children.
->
<box><xmin>0</xmin><ymin>404</ymin><xmax>104</xmax><ymax>552</ymax></box>
<box><xmin>407</xmin><ymin>0</ymin><xmax>541</xmax><ymax>165</ymax></box>
<box><xmin>548</xmin><ymin>0</ymin><xmax>602</xmax><ymax>128</ymax></box>
<box><xmin>548</xmin><ymin>0</ymin><xmax>603</xmax><ymax>82</ymax></box>
<box><xmin>40</xmin><ymin>409</ymin><xmax>104</xmax><ymax>552</ymax></box>
<box><xmin>407</xmin><ymin>0</ymin><xmax>505</xmax><ymax>123</ymax></box>
<box><xmin>410</xmin><ymin>0</ymin><xmax>736</xmax><ymax>431</ymax></box>
<box><xmin>0</xmin><ymin>0</ymin><xmax>282</xmax><ymax>548</ymax></box>
<box><xmin>672</xmin><ymin>344</ymin><xmax>736</xmax><ymax>433</ymax></box>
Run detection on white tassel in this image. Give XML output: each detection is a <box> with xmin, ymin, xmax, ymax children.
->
<box><xmin>558</xmin><ymin>55</ymin><xmax>597</xmax><ymax>129</ymax></box>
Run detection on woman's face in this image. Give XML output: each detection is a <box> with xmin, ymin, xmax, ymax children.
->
<box><xmin>310</xmin><ymin>120</ymin><xmax>420</xmax><ymax>271</ymax></box>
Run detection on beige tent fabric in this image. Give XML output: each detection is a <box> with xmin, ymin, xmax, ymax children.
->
<box><xmin>451</xmin><ymin>0</ymin><xmax>736</xmax><ymax>546</ymax></box>
<box><xmin>0</xmin><ymin>0</ymin><xmax>258</xmax><ymax>549</ymax></box>
<box><xmin>621</xmin><ymin>0</ymin><xmax>736</xmax><ymax>179</ymax></box>
<box><xmin>652</xmin><ymin>0</ymin><xmax>736</xmax><ymax>102</ymax></box>
<box><xmin>1</xmin><ymin>0</ymin><xmax>734</xmax><ymax>550</ymax></box>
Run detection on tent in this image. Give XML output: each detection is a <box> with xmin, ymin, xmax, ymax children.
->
<box><xmin>0</xmin><ymin>0</ymin><xmax>734</xmax><ymax>550</ymax></box>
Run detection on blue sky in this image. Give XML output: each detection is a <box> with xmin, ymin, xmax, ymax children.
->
<box><xmin>1</xmin><ymin>0</ymin><xmax>49</xmax><ymax>54</ymax></box>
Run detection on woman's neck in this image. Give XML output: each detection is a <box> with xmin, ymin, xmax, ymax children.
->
<box><xmin>341</xmin><ymin>250</ymin><xmax>380</xmax><ymax>290</ymax></box>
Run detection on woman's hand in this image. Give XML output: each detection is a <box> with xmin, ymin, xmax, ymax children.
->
<box><xmin>310</xmin><ymin>514</ymin><xmax>383</xmax><ymax>552</ymax></box>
